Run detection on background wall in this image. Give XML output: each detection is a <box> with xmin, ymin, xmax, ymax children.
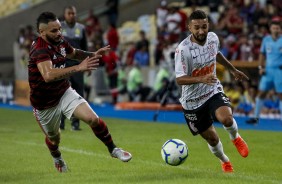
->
<box><xmin>0</xmin><ymin>0</ymin><xmax>183</xmax><ymax>80</ymax></box>
<box><xmin>0</xmin><ymin>0</ymin><xmax>183</xmax><ymax>58</ymax></box>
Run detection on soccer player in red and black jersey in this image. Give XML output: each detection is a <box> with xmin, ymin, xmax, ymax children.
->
<box><xmin>28</xmin><ymin>12</ymin><xmax>132</xmax><ymax>172</ymax></box>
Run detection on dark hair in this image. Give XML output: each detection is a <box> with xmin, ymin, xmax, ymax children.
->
<box><xmin>189</xmin><ymin>10</ymin><xmax>207</xmax><ymax>22</ymax></box>
<box><xmin>36</xmin><ymin>12</ymin><xmax>57</xmax><ymax>31</ymax></box>
<box><xmin>270</xmin><ymin>20</ymin><xmax>281</xmax><ymax>28</ymax></box>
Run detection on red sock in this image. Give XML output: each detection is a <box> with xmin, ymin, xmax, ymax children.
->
<box><xmin>45</xmin><ymin>137</ymin><xmax>61</xmax><ymax>158</ymax></box>
<box><xmin>90</xmin><ymin>118</ymin><xmax>116</xmax><ymax>153</ymax></box>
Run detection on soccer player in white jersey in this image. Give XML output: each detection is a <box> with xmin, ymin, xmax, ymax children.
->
<box><xmin>174</xmin><ymin>10</ymin><xmax>249</xmax><ymax>172</ymax></box>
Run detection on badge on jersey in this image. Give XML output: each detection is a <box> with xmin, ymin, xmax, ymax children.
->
<box><xmin>60</xmin><ymin>47</ymin><xmax>66</xmax><ymax>57</ymax></box>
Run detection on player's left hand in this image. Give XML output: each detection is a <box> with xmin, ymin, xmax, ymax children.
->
<box><xmin>94</xmin><ymin>45</ymin><xmax>111</xmax><ymax>56</ymax></box>
<box><xmin>231</xmin><ymin>69</ymin><xmax>249</xmax><ymax>81</ymax></box>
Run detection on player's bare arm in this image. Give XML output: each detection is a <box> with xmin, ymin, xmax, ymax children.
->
<box><xmin>176</xmin><ymin>73</ymin><xmax>217</xmax><ymax>86</ymax></box>
<box><xmin>258</xmin><ymin>53</ymin><xmax>266</xmax><ymax>75</ymax></box>
<box><xmin>37</xmin><ymin>57</ymin><xmax>99</xmax><ymax>83</ymax></box>
<box><xmin>68</xmin><ymin>45</ymin><xmax>111</xmax><ymax>61</ymax></box>
<box><xmin>216</xmin><ymin>52</ymin><xmax>249</xmax><ymax>81</ymax></box>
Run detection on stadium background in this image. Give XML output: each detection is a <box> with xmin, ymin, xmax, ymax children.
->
<box><xmin>0</xmin><ymin>1</ymin><xmax>282</xmax><ymax>183</ymax></box>
<box><xmin>0</xmin><ymin>0</ymin><xmax>281</xmax><ymax>122</ymax></box>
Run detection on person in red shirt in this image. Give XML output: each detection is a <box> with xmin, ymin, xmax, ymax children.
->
<box><xmin>176</xmin><ymin>5</ymin><xmax>188</xmax><ymax>41</ymax></box>
<box><xmin>106</xmin><ymin>23</ymin><xmax>119</xmax><ymax>50</ymax></box>
<box><xmin>102</xmin><ymin>49</ymin><xmax>119</xmax><ymax>103</ymax></box>
<box><xmin>28</xmin><ymin>11</ymin><xmax>132</xmax><ymax>173</ymax></box>
<box><xmin>84</xmin><ymin>9</ymin><xmax>100</xmax><ymax>37</ymax></box>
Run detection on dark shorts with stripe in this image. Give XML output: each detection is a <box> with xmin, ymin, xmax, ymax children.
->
<box><xmin>183</xmin><ymin>92</ymin><xmax>231</xmax><ymax>136</ymax></box>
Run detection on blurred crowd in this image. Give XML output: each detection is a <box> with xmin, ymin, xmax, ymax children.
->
<box><xmin>15</xmin><ymin>0</ymin><xmax>282</xmax><ymax>118</ymax></box>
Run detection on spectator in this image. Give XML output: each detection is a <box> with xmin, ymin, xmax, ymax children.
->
<box><xmin>148</xmin><ymin>63</ymin><xmax>179</xmax><ymax>104</ymax></box>
<box><xmin>208</xmin><ymin>0</ymin><xmax>222</xmax><ymax>24</ymax></box>
<box><xmin>165</xmin><ymin>4</ymin><xmax>182</xmax><ymax>43</ymax></box>
<box><xmin>147</xmin><ymin>63</ymin><xmax>170</xmax><ymax>102</ymax></box>
<box><xmin>224</xmin><ymin>82</ymin><xmax>243</xmax><ymax>109</ymax></box>
<box><xmin>134</xmin><ymin>45</ymin><xmax>149</xmax><ymax>66</ymax></box>
<box><xmin>105</xmin><ymin>0</ymin><xmax>119</xmax><ymax>26</ymax></box>
<box><xmin>17</xmin><ymin>26</ymin><xmax>29</xmax><ymax>66</ymax></box>
<box><xmin>136</xmin><ymin>30</ymin><xmax>150</xmax><ymax>53</ymax></box>
<box><xmin>175</xmin><ymin>4</ymin><xmax>188</xmax><ymax>42</ymax></box>
<box><xmin>24</xmin><ymin>25</ymin><xmax>36</xmax><ymax>49</ymax></box>
<box><xmin>251</xmin><ymin>35</ymin><xmax>262</xmax><ymax>60</ymax></box>
<box><xmin>156</xmin><ymin>0</ymin><xmax>168</xmax><ymax>36</ymax></box>
<box><xmin>101</xmin><ymin>49</ymin><xmax>119</xmax><ymax>104</ymax></box>
<box><xmin>17</xmin><ymin>25</ymin><xmax>36</xmax><ymax>67</ymax></box>
<box><xmin>127</xmin><ymin>63</ymin><xmax>151</xmax><ymax>102</ymax></box>
<box><xmin>124</xmin><ymin>42</ymin><xmax>137</xmax><ymax>66</ymax></box>
<box><xmin>238</xmin><ymin>34</ymin><xmax>253</xmax><ymax>61</ymax></box>
<box><xmin>105</xmin><ymin>23</ymin><xmax>119</xmax><ymax>51</ymax></box>
<box><xmin>261</xmin><ymin>89</ymin><xmax>280</xmax><ymax>119</ymax></box>
<box><xmin>117</xmin><ymin>64</ymin><xmax>127</xmax><ymax>98</ymax></box>
<box><xmin>235</xmin><ymin>83</ymin><xmax>257</xmax><ymax>116</ymax></box>
<box><xmin>84</xmin><ymin>9</ymin><xmax>100</xmax><ymax>37</ymax></box>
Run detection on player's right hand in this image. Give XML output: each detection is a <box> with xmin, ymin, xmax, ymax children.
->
<box><xmin>201</xmin><ymin>73</ymin><xmax>217</xmax><ymax>85</ymax></box>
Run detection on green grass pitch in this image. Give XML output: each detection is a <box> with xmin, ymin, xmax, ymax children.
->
<box><xmin>0</xmin><ymin>108</ymin><xmax>282</xmax><ymax>184</ymax></box>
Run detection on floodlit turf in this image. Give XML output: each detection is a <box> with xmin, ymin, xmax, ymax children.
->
<box><xmin>0</xmin><ymin>108</ymin><xmax>282</xmax><ymax>184</ymax></box>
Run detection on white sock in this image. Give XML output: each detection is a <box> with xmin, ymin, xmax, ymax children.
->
<box><xmin>208</xmin><ymin>140</ymin><xmax>229</xmax><ymax>163</ymax></box>
<box><xmin>223</xmin><ymin>118</ymin><xmax>239</xmax><ymax>140</ymax></box>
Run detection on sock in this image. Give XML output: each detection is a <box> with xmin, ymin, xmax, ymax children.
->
<box><xmin>90</xmin><ymin>118</ymin><xmax>116</xmax><ymax>153</ymax></box>
<box><xmin>254</xmin><ymin>97</ymin><xmax>264</xmax><ymax>119</ymax></box>
<box><xmin>223</xmin><ymin>118</ymin><xmax>239</xmax><ymax>140</ymax></box>
<box><xmin>45</xmin><ymin>137</ymin><xmax>61</xmax><ymax>158</ymax></box>
<box><xmin>279</xmin><ymin>101</ymin><xmax>282</xmax><ymax>120</ymax></box>
<box><xmin>208</xmin><ymin>140</ymin><xmax>229</xmax><ymax>163</ymax></box>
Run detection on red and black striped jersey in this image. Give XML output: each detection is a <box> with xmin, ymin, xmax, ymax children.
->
<box><xmin>28</xmin><ymin>37</ymin><xmax>74</xmax><ymax>110</ymax></box>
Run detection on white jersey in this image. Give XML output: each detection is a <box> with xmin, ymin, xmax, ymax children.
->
<box><xmin>174</xmin><ymin>32</ymin><xmax>224</xmax><ymax>110</ymax></box>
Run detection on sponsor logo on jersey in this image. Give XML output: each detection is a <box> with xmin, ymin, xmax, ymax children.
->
<box><xmin>186</xmin><ymin>91</ymin><xmax>213</xmax><ymax>103</ymax></box>
<box><xmin>53</xmin><ymin>63</ymin><xmax>65</xmax><ymax>69</ymax></box>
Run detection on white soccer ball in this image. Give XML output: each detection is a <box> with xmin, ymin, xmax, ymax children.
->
<box><xmin>161</xmin><ymin>139</ymin><xmax>188</xmax><ymax>166</ymax></box>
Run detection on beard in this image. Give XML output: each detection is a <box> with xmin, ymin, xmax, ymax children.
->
<box><xmin>193</xmin><ymin>33</ymin><xmax>207</xmax><ymax>43</ymax></box>
<box><xmin>46</xmin><ymin>34</ymin><xmax>61</xmax><ymax>45</ymax></box>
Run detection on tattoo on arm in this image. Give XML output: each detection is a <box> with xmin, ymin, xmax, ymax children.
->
<box><xmin>53</xmin><ymin>69</ymin><xmax>77</xmax><ymax>81</ymax></box>
<box><xmin>73</xmin><ymin>49</ymin><xmax>93</xmax><ymax>61</ymax></box>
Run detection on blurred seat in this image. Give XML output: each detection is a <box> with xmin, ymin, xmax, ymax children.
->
<box><xmin>0</xmin><ymin>0</ymin><xmax>46</xmax><ymax>18</ymax></box>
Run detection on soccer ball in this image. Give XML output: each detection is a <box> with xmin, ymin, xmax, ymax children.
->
<box><xmin>161</xmin><ymin>139</ymin><xmax>188</xmax><ymax>166</ymax></box>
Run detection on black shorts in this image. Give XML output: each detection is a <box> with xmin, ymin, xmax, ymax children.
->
<box><xmin>183</xmin><ymin>93</ymin><xmax>231</xmax><ymax>136</ymax></box>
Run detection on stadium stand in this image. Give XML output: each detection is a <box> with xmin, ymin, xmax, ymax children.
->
<box><xmin>0</xmin><ymin>0</ymin><xmax>46</xmax><ymax>17</ymax></box>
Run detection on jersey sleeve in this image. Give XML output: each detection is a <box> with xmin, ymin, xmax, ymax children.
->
<box><xmin>260</xmin><ymin>37</ymin><xmax>266</xmax><ymax>55</ymax></box>
<box><xmin>31</xmin><ymin>48</ymin><xmax>51</xmax><ymax>64</ymax></box>
<box><xmin>174</xmin><ymin>46</ymin><xmax>188</xmax><ymax>78</ymax></box>
<box><xmin>211</xmin><ymin>32</ymin><xmax>220</xmax><ymax>53</ymax></box>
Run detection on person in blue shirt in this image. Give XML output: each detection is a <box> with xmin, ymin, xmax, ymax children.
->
<box><xmin>247</xmin><ymin>20</ymin><xmax>282</xmax><ymax>124</ymax></box>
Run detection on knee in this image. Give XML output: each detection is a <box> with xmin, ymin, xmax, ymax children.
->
<box><xmin>220</xmin><ymin>115</ymin><xmax>233</xmax><ymax>127</ymax></box>
<box><xmin>85</xmin><ymin>115</ymin><xmax>99</xmax><ymax>127</ymax></box>
<box><xmin>204</xmin><ymin>134</ymin><xmax>219</xmax><ymax>147</ymax></box>
<box><xmin>49</xmin><ymin>133</ymin><xmax>61</xmax><ymax>145</ymax></box>
<box><xmin>208</xmin><ymin>137</ymin><xmax>219</xmax><ymax>147</ymax></box>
